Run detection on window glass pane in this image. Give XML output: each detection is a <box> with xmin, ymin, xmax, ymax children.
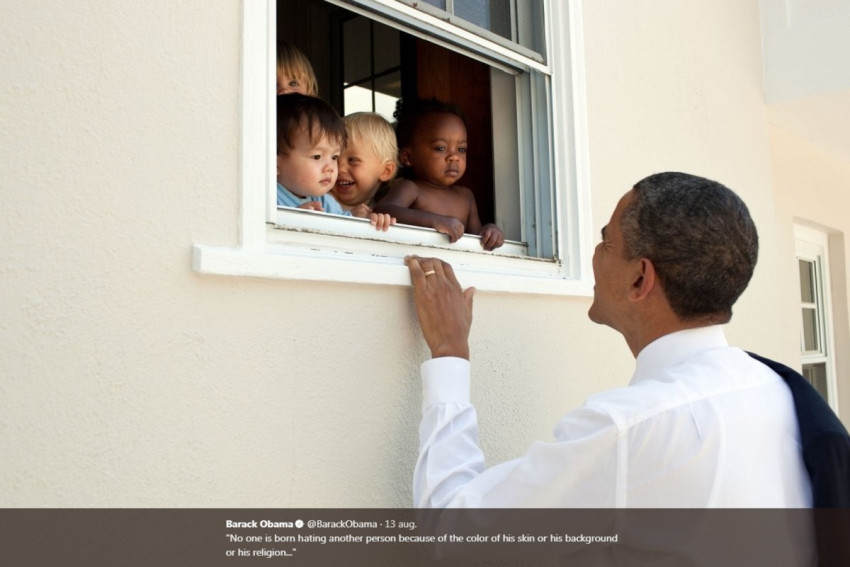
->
<box><xmin>373</xmin><ymin>71</ymin><xmax>401</xmax><ymax>120</ymax></box>
<box><xmin>455</xmin><ymin>0</ymin><xmax>511</xmax><ymax>40</ymax></box>
<box><xmin>798</xmin><ymin>259</ymin><xmax>815</xmax><ymax>303</ymax></box>
<box><xmin>802</xmin><ymin>363</ymin><xmax>829</xmax><ymax>401</ymax></box>
<box><xmin>516</xmin><ymin>0</ymin><xmax>545</xmax><ymax>55</ymax></box>
<box><xmin>454</xmin><ymin>0</ymin><xmax>488</xmax><ymax>28</ymax></box>
<box><xmin>421</xmin><ymin>0</ymin><xmax>446</xmax><ymax>9</ymax></box>
<box><xmin>486</xmin><ymin>0</ymin><xmax>512</xmax><ymax>39</ymax></box>
<box><xmin>340</xmin><ymin>15</ymin><xmax>401</xmax><ymax>119</ymax></box>
<box><xmin>343</xmin><ymin>17</ymin><xmax>371</xmax><ymax>83</ymax></box>
<box><xmin>344</xmin><ymin>84</ymin><xmax>372</xmax><ymax>114</ymax></box>
<box><xmin>801</xmin><ymin>307</ymin><xmax>819</xmax><ymax>351</ymax></box>
<box><xmin>373</xmin><ymin>23</ymin><xmax>400</xmax><ymax>73</ymax></box>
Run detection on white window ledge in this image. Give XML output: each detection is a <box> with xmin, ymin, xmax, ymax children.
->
<box><xmin>193</xmin><ymin>211</ymin><xmax>593</xmax><ymax>296</ymax></box>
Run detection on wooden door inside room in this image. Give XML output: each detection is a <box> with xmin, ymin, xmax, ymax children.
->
<box><xmin>407</xmin><ymin>39</ymin><xmax>496</xmax><ymax>226</ymax></box>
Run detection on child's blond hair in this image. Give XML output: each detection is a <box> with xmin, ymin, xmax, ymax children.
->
<box><xmin>344</xmin><ymin>112</ymin><xmax>399</xmax><ymax>178</ymax></box>
<box><xmin>277</xmin><ymin>42</ymin><xmax>318</xmax><ymax>97</ymax></box>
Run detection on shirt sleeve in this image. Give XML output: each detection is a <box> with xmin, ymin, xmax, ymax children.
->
<box><xmin>414</xmin><ymin>358</ymin><xmax>621</xmax><ymax>509</ymax></box>
<box><xmin>414</xmin><ymin>357</ymin><xmax>484</xmax><ymax>508</ymax></box>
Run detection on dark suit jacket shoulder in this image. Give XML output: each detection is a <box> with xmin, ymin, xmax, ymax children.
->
<box><xmin>747</xmin><ymin>352</ymin><xmax>850</xmax><ymax>508</ymax></box>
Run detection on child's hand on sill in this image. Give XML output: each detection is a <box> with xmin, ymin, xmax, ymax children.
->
<box><xmin>369</xmin><ymin>212</ymin><xmax>396</xmax><ymax>232</ymax></box>
<box><xmin>480</xmin><ymin>223</ymin><xmax>504</xmax><ymax>251</ymax></box>
<box><xmin>297</xmin><ymin>202</ymin><xmax>324</xmax><ymax>212</ymax></box>
<box><xmin>433</xmin><ymin>216</ymin><xmax>465</xmax><ymax>243</ymax></box>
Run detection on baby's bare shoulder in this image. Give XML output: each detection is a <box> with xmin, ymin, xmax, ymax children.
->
<box><xmin>386</xmin><ymin>178</ymin><xmax>424</xmax><ymax>198</ymax></box>
<box><xmin>450</xmin><ymin>184</ymin><xmax>476</xmax><ymax>201</ymax></box>
<box><xmin>391</xmin><ymin>178</ymin><xmax>420</xmax><ymax>191</ymax></box>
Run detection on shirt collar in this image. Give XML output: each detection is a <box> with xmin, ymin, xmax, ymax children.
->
<box><xmin>631</xmin><ymin>325</ymin><xmax>728</xmax><ymax>385</ymax></box>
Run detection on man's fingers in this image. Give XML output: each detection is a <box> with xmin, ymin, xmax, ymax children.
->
<box><xmin>405</xmin><ymin>256</ymin><xmax>473</xmax><ymax>359</ymax></box>
<box><xmin>464</xmin><ymin>286</ymin><xmax>476</xmax><ymax>313</ymax></box>
<box><xmin>405</xmin><ymin>255</ymin><xmax>426</xmax><ymax>282</ymax></box>
<box><xmin>442</xmin><ymin>261</ymin><xmax>461</xmax><ymax>288</ymax></box>
<box><xmin>430</xmin><ymin>259</ymin><xmax>449</xmax><ymax>280</ymax></box>
<box><xmin>406</xmin><ymin>256</ymin><xmax>451</xmax><ymax>284</ymax></box>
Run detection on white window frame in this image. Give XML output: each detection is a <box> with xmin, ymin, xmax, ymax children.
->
<box><xmin>795</xmin><ymin>224</ymin><xmax>840</xmax><ymax>411</ymax></box>
<box><xmin>193</xmin><ymin>0</ymin><xmax>594</xmax><ymax>296</ymax></box>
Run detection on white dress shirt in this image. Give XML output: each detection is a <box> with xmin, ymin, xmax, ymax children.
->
<box><xmin>415</xmin><ymin>326</ymin><xmax>812</xmax><ymax>509</ymax></box>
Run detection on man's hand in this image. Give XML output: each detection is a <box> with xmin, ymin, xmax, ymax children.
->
<box><xmin>405</xmin><ymin>256</ymin><xmax>475</xmax><ymax>360</ymax></box>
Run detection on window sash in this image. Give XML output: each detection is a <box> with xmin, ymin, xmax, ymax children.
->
<box><xmin>394</xmin><ymin>0</ymin><xmax>545</xmax><ymax>61</ymax></box>
<box><xmin>797</xmin><ymin>254</ymin><xmax>827</xmax><ymax>357</ymax></box>
<box><xmin>798</xmin><ymin>258</ymin><xmax>824</xmax><ymax>355</ymax></box>
<box><xmin>328</xmin><ymin>0</ymin><xmax>549</xmax><ymax>74</ymax></box>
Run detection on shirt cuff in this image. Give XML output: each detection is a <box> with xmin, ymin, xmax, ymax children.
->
<box><xmin>421</xmin><ymin>357</ymin><xmax>471</xmax><ymax>409</ymax></box>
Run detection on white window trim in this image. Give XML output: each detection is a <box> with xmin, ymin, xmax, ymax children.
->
<box><xmin>192</xmin><ymin>0</ymin><xmax>595</xmax><ymax>297</ymax></box>
<box><xmin>795</xmin><ymin>223</ymin><xmax>840</xmax><ymax>411</ymax></box>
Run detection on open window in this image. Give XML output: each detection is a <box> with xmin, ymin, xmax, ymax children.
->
<box><xmin>193</xmin><ymin>0</ymin><xmax>593</xmax><ymax>295</ymax></box>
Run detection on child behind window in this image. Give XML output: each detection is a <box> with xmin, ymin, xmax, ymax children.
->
<box><xmin>332</xmin><ymin>112</ymin><xmax>399</xmax><ymax>219</ymax></box>
<box><xmin>374</xmin><ymin>98</ymin><xmax>504</xmax><ymax>250</ymax></box>
<box><xmin>277</xmin><ymin>42</ymin><xmax>318</xmax><ymax>96</ymax></box>
<box><xmin>277</xmin><ymin>94</ymin><xmax>394</xmax><ymax>231</ymax></box>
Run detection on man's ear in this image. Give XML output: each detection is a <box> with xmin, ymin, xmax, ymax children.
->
<box><xmin>629</xmin><ymin>258</ymin><xmax>657</xmax><ymax>302</ymax></box>
<box><xmin>379</xmin><ymin>160</ymin><xmax>397</xmax><ymax>182</ymax></box>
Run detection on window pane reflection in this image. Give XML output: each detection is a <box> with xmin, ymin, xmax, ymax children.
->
<box><xmin>801</xmin><ymin>307</ymin><xmax>819</xmax><ymax>351</ymax></box>
<box><xmin>455</xmin><ymin>0</ymin><xmax>511</xmax><ymax>39</ymax></box>
<box><xmin>374</xmin><ymin>24</ymin><xmax>400</xmax><ymax>73</ymax></box>
<box><xmin>802</xmin><ymin>363</ymin><xmax>829</xmax><ymax>401</ymax></box>
<box><xmin>341</xmin><ymin>16</ymin><xmax>401</xmax><ymax>118</ymax></box>
<box><xmin>798</xmin><ymin>259</ymin><xmax>815</xmax><ymax>303</ymax></box>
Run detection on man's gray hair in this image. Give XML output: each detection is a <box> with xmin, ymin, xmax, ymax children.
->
<box><xmin>621</xmin><ymin>172</ymin><xmax>759</xmax><ymax>323</ymax></box>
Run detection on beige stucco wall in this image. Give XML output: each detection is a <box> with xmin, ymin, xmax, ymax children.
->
<box><xmin>768</xmin><ymin>124</ymin><xmax>850</xmax><ymax>427</ymax></box>
<box><xmin>1</xmin><ymin>1</ymin><xmax>822</xmax><ymax>507</ymax></box>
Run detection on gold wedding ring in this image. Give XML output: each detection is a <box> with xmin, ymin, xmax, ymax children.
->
<box><xmin>424</xmin><ymin>270</ymin><xmax>436</xmax><ymax>277</ymax></box>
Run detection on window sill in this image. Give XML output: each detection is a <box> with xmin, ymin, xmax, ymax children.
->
<box><xmin>274</xmin><ymin>206</ymin><xmax>529</xmax><ymax>255</ymax></box>
<box><xmin>193</xmin><ymin>210</ymin><xmax>593</xmax><ymax>296</ymax></box>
